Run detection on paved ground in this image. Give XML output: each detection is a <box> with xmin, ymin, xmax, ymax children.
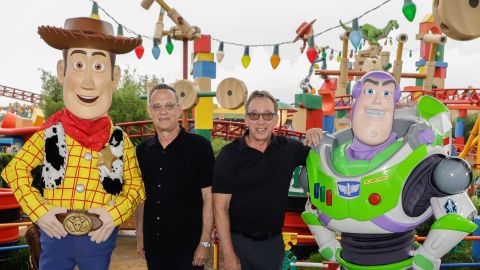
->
<box><xmin>110</xmin><ymin>231</ymin><xmax>216</xmax><ymax>270</ymax></box>
<box><xmin>18</xmin><ymin>227</ymin><xmax>216</xmax><ymax>270</ymax></box>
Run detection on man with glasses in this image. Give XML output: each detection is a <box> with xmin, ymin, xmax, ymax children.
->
<box><xmin>135</xmin><ymin>84</ymin><xmax>215</xmax><ymax>269</ymax></box>
<box><xmin>213</xmin><ymin>90</ymin><xmax>322</xmax><ymax>270</ymax></box>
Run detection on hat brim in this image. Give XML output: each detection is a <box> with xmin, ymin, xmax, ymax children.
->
<box><xmin>38</xmin><ymin>26</ymin><xmax>142</xmax><ymax>54</ymax></box>
<box><xmin>293</xmin><ymin>19</ymin><xmax>317</xmax><ymax>42</ymax></box>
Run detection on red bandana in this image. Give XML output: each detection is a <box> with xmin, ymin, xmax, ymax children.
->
<box><xmin>41</xmin><ymin>109</ymin><xmax>111</xmax><ymax>152</ymax></box>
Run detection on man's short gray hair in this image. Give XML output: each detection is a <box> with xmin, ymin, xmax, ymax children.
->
<box><xmin>149</xmin><ymin>83</ymin><xmax>179</xmax><ymax>103</ymax></box>
<box><xmin>245</xmin><ymin>90</ymin><xmax>278</xmax><ymax>113</ymax></box>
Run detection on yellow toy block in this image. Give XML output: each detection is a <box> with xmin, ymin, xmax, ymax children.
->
<box><xmin>292</xmin><ymin>108</ymin><xmax>306</xmax><ymax>132</ymax></box>
<box><xmin>194</xmin><ymin>97</ymin><xmax>214</xmax><ymax>129</ymax></box>
<box><xmin>31</xmin><ymin>108</ymin><xmax>45</xmax><ymax>126</ymax></box>
<box><xmin>194</xmin><ymin>52</ymin><xmax>214</xmax><ymax>62</ymax></box>
<box><xmin>15</xmin><ymin>116</ymin><xmax>33</xmax><ymax>128</ymax></box>
<box><xmin>194</xmin><ymin>77</ymin><xmax>212</xmax><ymax>92</ymax></box>
<box><xmin>282</xmin><ymin>233</ymin><xmax>298</xmax><ymax>251</ymax></box>
<box><xmin>418</xmin><ymin>66</ymin><xmax>426</xmax><ymax>74</ymax></box>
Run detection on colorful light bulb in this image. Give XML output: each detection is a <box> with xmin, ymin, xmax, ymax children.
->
<box><xmin>329</xmin><ymin>50</ymin><xmax>334</xmax><ymax>61</ymax></box>
<box><xmin>349</xmin><ymin>18</ymin><xmax>362</xmax><ymax>49</ymax></box>
<box><xmin>242</xmin><ymin>46</ymin><xmax>251</xmax><ymax>68</ymax></box>
<box><xmin>117</xmin><ymin>24</ymin><xmax>124</xmax><ymax>37</ymax></box>
<box><xmin>270</xmin><ymin>44</ymin><xmax>281</xmax><ymax>69</ymax></box>
<box><xmin>166</xmin><ymin>36</ymin><xmax>174</xmax><ymax>55</ymax></box>
<box><xmin>90</xmin><ymin>2</ymin><xmax>100</xmax><ymax>19</ymax></box>
<box><xmin>402</xmin><ymin>0</ymin><xmax>417</xmax><ymax>22</ymax></box>
<box><xmin>152</xmin><ymin>38</ymin><xmax>160</xmax><ymax>60</ymax></box>
<box><xmin>135</xmin><ymin>35</ymin><xmax>144</xmax><ymax>59</ymax></box>
<box><xmin>216</xmin><ymin>42</ymin><xmax>225</xmax><ymax>63</ymax></box>
<box><xmin>306</xmin><ymin>36</ymin><xmax>317</xmax><ymax>63</ymax></box>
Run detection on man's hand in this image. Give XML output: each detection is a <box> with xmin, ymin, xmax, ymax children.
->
<box><xmin>136</xmin><ymin>231</ymin><xmax>145</xmax><ymax>259</ymax></box>
<box><xmin>223</xmin><ymin>253</ymin><xmax>241</xmax><ymax>270</ymax></box>
<box><xmin>87</xmin><ymin>207</ymin><xmax>115</xmax><ymax>244</ymax></box>
<box><xmin>36</xmin><ymin>207</ymin><xmax>68</xmax><ymax>239</ymax></box>
<box><xmin>304</xmin><ymin>128</ymin><xmax>323</xmax><ymax>147</ymax></box>
<box><xmin>192</xmin><ymin>243</ymin><xmax>209</xmax><ymax>266</ymax></box>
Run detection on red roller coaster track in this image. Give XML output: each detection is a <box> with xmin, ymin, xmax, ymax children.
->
<box><xmin>0</xmin><ymin>85</ymin><xmax>42</xmax><ymax>105</ymax></box>
<box><xmin>117</xmin><ymin>119</ymin><xmax>306</xmax><ymax>141</ymax></box>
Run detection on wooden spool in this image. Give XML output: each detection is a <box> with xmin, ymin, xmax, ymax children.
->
<box><xmin>216</xmin><ymin>78</ymin><xmax>248</xmax><ymax>110</ymax></box>
<box><xmin>171</xmin><ymin>80</ymin><xmax>199</xmax><ymax>110</ymax></box>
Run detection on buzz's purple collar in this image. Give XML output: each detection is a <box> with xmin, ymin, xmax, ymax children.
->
<box><xmin>346</xmin><ymin>132</ymin><xmax>397</xmax><ymax>161</ymax></box>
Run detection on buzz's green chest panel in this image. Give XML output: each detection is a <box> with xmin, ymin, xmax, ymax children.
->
<box><xmin>306</xmin><ymin>143</ymin><xmax>428</xmax><ymax>221</ymax></box>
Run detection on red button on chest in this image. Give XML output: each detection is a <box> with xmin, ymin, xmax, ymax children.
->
<box><xmin>368</xmin><ymin>193</ymin><xmax>381</xmax><ymax>205</ymax></box>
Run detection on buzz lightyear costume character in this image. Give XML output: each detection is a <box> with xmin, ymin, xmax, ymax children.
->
<box><xmin>301</xmin><ymin>71</ymin><xmax>477</xmax><ymax>270</ymax></box>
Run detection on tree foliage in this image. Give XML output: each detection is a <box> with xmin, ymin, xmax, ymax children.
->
<box><xmin>40</xmin><ymin>69</ymin><xmax>64</xmax><ymax>118</ymax></box>
<box><xmin>40</xmin><ymin>68</ymin><xmax>160</xmax><ymax>123</ymax></box>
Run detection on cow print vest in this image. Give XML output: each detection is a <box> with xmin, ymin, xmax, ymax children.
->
<box><xmin>41</xmin><ymin>122</ymin><xmax>125</xmax><ymax>195</ymax></box>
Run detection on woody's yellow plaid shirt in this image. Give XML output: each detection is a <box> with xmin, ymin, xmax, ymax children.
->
<box><xmin>1</xmin><ymin>128</ymin><xmax>145</xmax><ymax>226</ymax></box>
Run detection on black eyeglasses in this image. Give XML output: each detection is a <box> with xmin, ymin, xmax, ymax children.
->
<box><xmin>246</xmin><ymin>112</ymin><xmax>276</xmax><ymax>121</ymax></box>
<box><xmin>149</xmin><ymin>102</ymin><xmax>178</xmax><ymax>112</ymax></box>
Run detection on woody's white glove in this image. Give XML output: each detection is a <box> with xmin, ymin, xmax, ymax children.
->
<box><xmin>36</xmin><ymin>207</ymin><xmax>68</xmax><ymax>239</ymax></box>
<box><xmin>88</xmin><ymin>207</ymin><xmax>115</xmax><ymax>244</ymax></box>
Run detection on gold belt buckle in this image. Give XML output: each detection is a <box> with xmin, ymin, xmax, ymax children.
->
<box><xmin>63</xmin><ymin>212</ymin><xmax>93</xmax><ymax>236</ymax></box>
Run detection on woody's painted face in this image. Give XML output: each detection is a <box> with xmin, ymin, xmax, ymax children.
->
<box><xmin>57</xmin><ymin>48</ymin><xmax>120</xmax><ymax>120</ymax></box>
<box><xmin>352</xmin><ymin>78</ymin><xmax>395</xmax><ymax>146</ymax></box>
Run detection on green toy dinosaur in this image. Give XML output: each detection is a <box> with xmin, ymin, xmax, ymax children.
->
<box><xmin>340</xmin><ymin>20</ymin><xmax>399</xmax><ymax>45</ymax></box>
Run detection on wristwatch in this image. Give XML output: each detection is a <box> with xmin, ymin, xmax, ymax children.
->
<box><xmin>200</xmin><ymin>241</ymin><xmax>211</xmax><ymax>248</ymax></box>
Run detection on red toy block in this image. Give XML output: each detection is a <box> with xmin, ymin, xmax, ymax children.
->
<box><xmin>306</xmin><ymin>109</ymin><xmax>323</xmax><ymax>130</ymax></box>
<box><xmin>455</xmin><ymin>137</ymin><xmax>465</xmax><ymax>145</ymax></box>
<box><xmin>194</xmin><ymin>35</ymin><xmax>211</xmax><ymax>53</ymax></box>
<box><xmin>434</xmin><ymin>67</ymin><xmax>447</xmax><ymax>78</ymax></box>
<box><xmin>318</xmin><ymin>78</ymin><xmax>337</xmax><ymax>116</ymax></box>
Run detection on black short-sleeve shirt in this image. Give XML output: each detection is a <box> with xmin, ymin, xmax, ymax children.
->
<box><xmin>212</xmin><ymin>134</ymin><xmax>310</xmax><ymax>234</ymax></box>
<box><xmin>136</xmin><ymin>127</ymin><xmax>215</xmax><ymax>255</ymax></box>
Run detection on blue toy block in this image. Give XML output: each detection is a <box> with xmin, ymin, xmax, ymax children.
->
<box><xmin>193</xmin><ymin>61</ymin><xmax>216</xmax><ymax>79</ymax></box>
<box><xmin>322</xmin><ymin>115</ymin><xmax>335</xmax><ymax>134</ymax></box>
<box><xmin>415</xmin><ymin>59</ymin><xmax>448</xmax><ymax>68</ymax></box>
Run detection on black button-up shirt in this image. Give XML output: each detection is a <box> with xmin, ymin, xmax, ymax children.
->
<box><xmin>136</xmin><ymin>127</ymin><xmax>214</xmax><ymax>255</ymax></box>
<box><xmin>212</xmin><ymin>134</ymin><xmax>310</xmax><ymax>234</ymax></box>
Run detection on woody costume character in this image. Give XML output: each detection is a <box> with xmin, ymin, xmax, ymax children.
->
<box><xmin>1</xmin><ymin>16</ymin><xmax>145</xmax><ymax>270</ymax></box>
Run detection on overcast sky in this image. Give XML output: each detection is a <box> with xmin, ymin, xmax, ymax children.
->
<box><xmin>1</xmin><ymin>0</ymin><xmax>480</xmax><ymax>104</ymax></box>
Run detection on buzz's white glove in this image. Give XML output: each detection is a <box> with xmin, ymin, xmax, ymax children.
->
<box><xmin>412</xmin><ymin>246</ymin><xmax>441</xmax><ymax>270</ymax></box>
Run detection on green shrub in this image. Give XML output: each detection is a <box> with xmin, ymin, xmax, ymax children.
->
<box><xmin>0</xmin><ymin>153</ymin><xmax>14</xmax><ymax>188</ymax></box>
<box><xmin>211</xmin><ymin>138</ymin><xmax>229</xmax><ymax>157</ymax></box>
<box><xmin>1</xmin><ymin>237</ymin><xmax>30</xmax><ymax>270</ymax></box>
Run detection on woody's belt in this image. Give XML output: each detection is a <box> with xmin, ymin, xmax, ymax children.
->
<box><xmin>56</xmin><ymin>211</ymin><xmax>103</xmax><ymax>236</ymax></box>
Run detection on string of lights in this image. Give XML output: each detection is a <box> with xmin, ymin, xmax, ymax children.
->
<box><xmin>87</xmin><ymin>0</ymin><xmax>420</xmax><ymax>65</ymax></box>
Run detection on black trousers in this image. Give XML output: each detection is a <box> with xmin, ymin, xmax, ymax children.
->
<box><xmin>145</xmin><ymin>251</ymin><xmax>204</xmax><ymax>270</ymax></box>
<box><xmin>231</xmin><ymin>233</ymin><xmax>284</xmax><ymax>270</ymax></box>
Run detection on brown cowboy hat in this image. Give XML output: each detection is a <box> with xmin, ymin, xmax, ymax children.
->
<box><xmin>38</xmin><ymin>17</ymin><xmax>142</xmax><ymax>54</ymax></box>
<box><xmin>293</xmin><ymin>19</ymin><xmax>317</xmax><ymax>42</ymax></box>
